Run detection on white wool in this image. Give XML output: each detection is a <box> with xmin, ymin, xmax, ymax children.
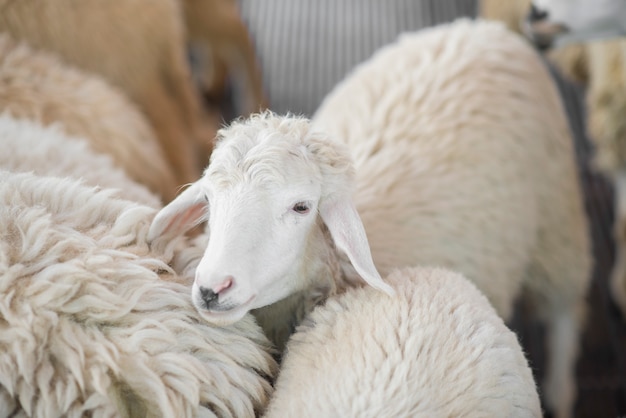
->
<box><xmin>0</xmin><ymin>113</ymin><xmax>160</xmax><ymax>207</ymax></box>
<box><xmin>312</xmin><ymin>19</ymin><xmax>591</xmax><ymax>418</ymax></box>
<box><xmin>0</xmin><ymin>170</ymin><xmax>277</xmax><ymax>418</ymax></box>
<box><xmin>264</xmin><ymin>267</ymin><xmax>542</xmax><ymax>418</ymax></box>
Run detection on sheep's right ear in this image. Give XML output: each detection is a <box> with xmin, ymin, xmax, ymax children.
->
<box><xmin>320</xmin><ymin>196</ymin><xmax>395</xmax><ymax>296</ymax></box>
<box><xmin>148</xmin><ymin>182</ymin><xmax>207</xmax><ymax>242</ymax></box>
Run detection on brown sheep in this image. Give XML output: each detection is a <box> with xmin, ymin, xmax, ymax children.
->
<box><xmin>0</xmin><ymin>0</ymin><xmax>213</xmax><ymax>198</ymax></box>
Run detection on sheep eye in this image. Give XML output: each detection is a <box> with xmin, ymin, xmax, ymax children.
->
<box><xmin>292</xmin><ymin>202</ymin><xmax>310</xmax><ymax>214</ymax></box>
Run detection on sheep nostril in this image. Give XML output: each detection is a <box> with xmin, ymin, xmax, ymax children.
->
<box><xmin>212</xmin><ymin>276</ymin><xmax>234</xmax><ymax>294</ymax></box>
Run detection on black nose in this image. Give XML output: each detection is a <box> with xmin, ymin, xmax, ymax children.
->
<box><xmin>528</xmin><ymin>4</ymin><xmax>549</xmax><ymax>22</ymax></box>
<box><xmin>199</xmin><ymin>286</ymin><xmax>218</xmax><ymax>308</ymax></box>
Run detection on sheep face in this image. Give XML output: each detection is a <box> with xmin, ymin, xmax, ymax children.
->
<box><xmin>148</xmin><ymin>113</ymin><xmax>393</xmax><ymax>326</ymax></box>
<box><xmin>193</xmin><ymin>169</ymin><xmax>324</xmax><ymax>326</ymax></box>
<box><xmin>525</xmin><ymin>0</ymin><xmax>626</xmax><ymax>48</ymax></box>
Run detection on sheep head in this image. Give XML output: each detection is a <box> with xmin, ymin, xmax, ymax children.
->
<box><xmin>524</xmin><ymin>0</ymin><xmax>626</xmax><ymax>49</ymax></box>
<box><xmin>148</xmin><ymin>112</ymin><xmax>393</xmax><ymax>326</ymax></box>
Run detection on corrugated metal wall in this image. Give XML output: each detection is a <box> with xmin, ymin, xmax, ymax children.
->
<box><xmin>239</xmin><ymin>0</ymin><xmax>477</xmax><ymax>115</ymax></box>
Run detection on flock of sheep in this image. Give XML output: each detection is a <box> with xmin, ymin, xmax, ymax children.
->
<box><xmin>0</xmin><ymin>1</ymin><xmax>623</xmax><ymax>418</ymax></box>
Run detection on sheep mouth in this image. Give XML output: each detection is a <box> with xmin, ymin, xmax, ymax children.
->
<box><xmin>195</xmin><ymin>295</ymin><xmax>256</xmax><ymax>326</ymax></box>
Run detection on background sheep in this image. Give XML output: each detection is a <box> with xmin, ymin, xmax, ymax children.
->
<box><xmin>149</xmin><ymin>19</ymin><xmax>591</xmax><ymax>418</ymax></box>
<box><xmin>524</xmin><ymin>0</ymin><xmax>626</xmax><ymax>48</ymax></box>
<box><xmin>263</xmin><ymin>267</ymin><xmax>542</xmax><ymax>418</ymax></box>
<box><xmin>0</xmin><ymin>34</ymin><xmax>175</xmax><ymax>203</ymax></box>
<box><xmin>311</xmin><ymin>20</ymin><xmax>591</xmax><ymax>418</ymax></box>
<box><xmin>0</xmin><ymin>169</ymin><xmax>277</xmax><ymax>417</ymax></box>
<box><xmin>480</xmin><ymin>0</ymin><xmax>626</xmax><ymax>320</ymax></box>
<box><xmin>183</xmin><ymin>0</ymin><xmax>267</xmax><ymax>116</ymax></box>
<box><xmin>0</xmin><ymin>0</ymin><xmax>213</xmax><ymax>194</ymax></box>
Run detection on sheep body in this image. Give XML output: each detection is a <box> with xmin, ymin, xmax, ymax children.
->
<box><xmin>0</xmin><ymin>0</ymin><xmax>212</xmax><ymax>194</ymax></box>
<box><xmin>311</xmin><ymin>19</ymin><xmax>590</xmax><ymax>418</ymax></box>
<box><xmin>313</xmin><ymin>18</ymin><xmax>589</xmax><ymax>319</ymax></box>
<box><xmin>314</xmin><ymin>20</ymin><xmax>591</xmax><ymax>416</ymax></box>
<box><xmin>0</xmin><ymin>34</ymin><xmax>176</xmax><ymax>203</ymax></box>
<box><xmin>0</xmin><ymin>113</ymin><xmax>160</xmax><ymax>207</ymax></box>
<box><xmin>480</xmin><ymin>0</ymin><xmax>626</xmax><ymax>320</ymax></box>
<box><xmin>0</xmin><ymin>170</ymin><xmax>277</xmax><ymax>417</ymax></box>
<box><xmin>263</xmin><ymin>267</ymin><xmax>542</xmax><ymax>418</ymax></box>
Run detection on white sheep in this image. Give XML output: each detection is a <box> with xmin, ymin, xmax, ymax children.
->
<box><xmin>0</xmin><ymin>0</ymin><xmax>215</xmax><ymax>194</ymax></box>
<box><xmin>0</xmin><ymin>33</ymin><xmax>176</xmax><ymax>203</ymax></box>
<box><xmin>524</xmin><ymin>0</ymin><xmax>626</xmax><ymax>321</ymax></box>
<box><xmin>148</xmin><ymin>20</ymin><xmax>591</xmax><ymax>418</ymax></box>
<box><xmin>263</xmin><ymin>267</ymin><xmax>542</xmax><ymax>418</ymax></box>
<box><xmin>481</xmin><ymin>0</ymin><xmax>626</xmax><ymax>319</ymax></box>
<box><xmin>0</xmin><ymin>169</ymin><xmax>277</xmax><ymax>417</ymax></box>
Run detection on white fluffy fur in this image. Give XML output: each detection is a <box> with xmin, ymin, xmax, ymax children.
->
<box><xmin>149</xmin><ymin>20</ymin><xmax>591</xmax><ymax>418</ymax></box>
<box><xmin>0</xmin><ymin>113</ymin><xmax>160</xmax><ymax>208</ymax></box>
<box><xmin>263</xmin><ymin>267</ymin><xmax>542</xmax><ymax>418</ymax></box>
<box><xmin>0</xmin><ymin>170</ymin><xmax>277</xmax><ymax>417</ymax></box>
<box><xmin>312</xmin><ymin>20</ymin><xmax>591</xmax><ymax>418</ymax></box>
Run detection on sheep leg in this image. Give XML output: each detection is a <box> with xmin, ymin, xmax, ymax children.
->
<box><xmin>586</xmin><ymin>39</ymin><xmax>626</xmax><ymax>175</ymax></box>
<box><xmin>543</xmin><ymin>304</ymin><xmax>582</xmax><ymax>418</ymax></box>
<box><xmin>610</xmin><ymin>171</ymin><xmax>626</xmax><ymax>317</ymax></box>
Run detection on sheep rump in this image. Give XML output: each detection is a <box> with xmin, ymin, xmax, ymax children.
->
<box><xmin>263</xmin><ymin>267</ymin><xmax>542</xmax><ymax>418</ymax></box>
<box><xmin>0</xmin><ymin>170</ymin><xmax>277</xmax><ymax>417</ymax></box>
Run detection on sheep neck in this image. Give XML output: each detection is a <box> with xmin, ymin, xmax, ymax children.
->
<box><xmin>251</xmin><ymin>217</ymin><xmax>346</xmax><ymax>352</ymax></box>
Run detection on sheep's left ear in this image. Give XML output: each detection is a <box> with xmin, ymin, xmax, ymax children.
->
<box><xmin>319</xmin><ymin>196</ymin><xmax>395</xmax><ymax>296</ymax></box>
<box><xmin>148</xmin><ymin>182</ymin><xmax>207</xmax><ymax>242</ymax></box>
